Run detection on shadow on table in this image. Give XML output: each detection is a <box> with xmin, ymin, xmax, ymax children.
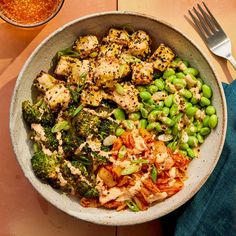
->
<box><xmin>0</xmin><ymin>22</ymin><xmax>44</xmax><ymax>74</ymax></box>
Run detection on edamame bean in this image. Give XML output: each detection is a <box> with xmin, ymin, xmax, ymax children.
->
<box><xmin>187</xmin><ymin>125</ymin><xmax>198</xmax><ymax>135</ymax></box>
<box><xmin>129</xmin><ymin>112</ymin><xmax>141</xmax><ymax>121</ymax></box>
<box><xmin>161</xmin><ymin>117</ymin><xmax>174</xmax><ymax>127</ymax></box>
<box><xmin>173</xmin><ymin>78</ymin><xmax>187</xmax><ymax>89</ymax></box>
<box><xmin>200</xmin><ymin>97</ymin><xmax>211</xmax><ymax>107</ymax></box>
<box><xmin>148</xmin><ymin>85</ymin><xmax>158</xmax><ymax>94</ymax></box>
<box><xmin>155</xmin><ymin>122</ymin><xmax>162</xmax><ymax>132</ymax></box>
<box><xmin>114</xmin><ymin>108</ymin><xmax>125</xmax><ymax>121</ymax></box>
<box><xmin>184</xmin><ymin>67</ymin><xmax>199</xmax><ymax>76</ymax></box>
<box><xmin>139</xmin><ymin>91</ymin><xmax>152</xmax><ymax>101</ymax></box>
<box><xmin>187</xmin><ymin>148</ymin><xmax>196</xmax><ymax>158</ymax></box>
<box><xmin>116</xmin><ymin>127</ymin><xmax>125</xmax><ymax>136</ymax></box>
<box><xmin>136</xmin><ymin>86</ymin><xmax>146</xmax><ymax>92</ymax></box>
<box><xmin>180</xmin><ymin>143</ymin><xmax>189</xmax><ymax>150</ymax></box>
<box><xmin>154</xmin><ymin>79</ymin><xmax>165</xmax><ymax>90</ymax></box>
<box><xmin>203</xmin><ymin>115</ymin><xmax>210</xmax><ymax>127</ymax></box>
<box><xmin>140</xmin><ymin>107</ymin><xmax>149</xmax><ymax>118</ymax></box>
<box><xmin>206</xmin><ymin>105</ymin><xmax>216</xmax><ymax>115</ymax></box>
<box><xmin>190</xmin><ymin>97</ymin><xmax>198</xmax><ymax>104</ymax></box>
<box><xmin>165</xmin><ymin>127</ymin><xmax>172</xmax><ymax>134</ymax></box>
<box><xmin>170</xmin><ymin>104</ymin><xmax>179</xmax><ymax>117</ymax></box>
<box><xmin>146</xmin><ymin>122</ymin><xmax>158</xmax><ymax>131</ymax></box>
<box><xmin>166</xmin><ymin>75</ymin><xmax>176</xmax><ymax>83</ymax></box>
<box><xmin>123</xmin><ymin>120</ymin><xmax>135</xmax><ymax>130</ymax></box>
<box><xmin>187</xmin><ymin>136</ymin><xmax>198</xmax><ymax>147</ymax></box>
<box><xmin>179</xmin><ymin>150</ymin><xmax>187</xmax><ymax>156</ymax></box>
<box><xmin>197</xmin><ymin>133</ymin><xmax>204</xmax><ymax>144</ymax></box>
<box><xmin>185</xmin><ymin>102</ymin><xmax>193</xmax><ymax>110</ymax></box>
<box><xmin>202</xmin><ymin>84</ymin><xmax>212</xmax><ymax>98</ymax></box>
<box><xmin>172</xmin><ymin>124</ymin><xmax>179</xmax><ymax>136</ymax></box>
<box><xmin>180</xmin><ymin>89</ymin><xmax>192</xmax><ymax>99</ymax></box>
<box><xmin>176</xmin><ymin>72</ymin><xmax>185</xmax><ymax>78</ymax></box>
<box><xmin>194</xmin><ymin>120</ymin><xmax>203</xmax><ymax>131</ymax></box>
<box><xmin>208</xmin><ymin>114</ymin><xmax>218</xmax><ymax>129</ymax></box>
<box><xmin>164</xmin><ymin>94</ymin><xmax>173</xmax><ymax>107</ymax></box>
<box><xmin>163</xmin><ymin>68</ymin><xmax>175</xmax><ymax>79</ymax></box>
<box><xmin>148</xmin><ymin>110</ymin><xmax>161</xmax><ymax>122</ymax></box>
<box><xmin>162</xmin><ymin>107</ymin><xmax>170</xmax><ymax>116</ymax></box>
<box><xmin>186</xmin><ymin>107</ymin><xmax>198</xmax><ymax>117</ymax></box>
<box><xmin>139</xmin><ymin>119</ymin><xmax>148</xmax><ymax>129</ymax></box>
<box><xmin>172</xmin><ymin>113</ymin><xmax>183</xmax><ymax>123</ymax></box>
<box><xmin>200</xmin><ymin>127</ymin><xmax>211</xmax><ymax>136</ymax></box>
<box><xmin>146</xmin><ymin>98</ymin><xmax>154</xmax><ymax>105</ymax></box>
<box><xmin>156</xmin><ymin>101</ymin><xmax>164</xmax><ymax>110</ymax></box>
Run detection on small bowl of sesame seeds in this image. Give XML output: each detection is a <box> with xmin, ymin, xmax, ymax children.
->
<box><xmin>0</xmin><ymin>0</ymin><xmax>64</xmax><ymax>28</ymax></box>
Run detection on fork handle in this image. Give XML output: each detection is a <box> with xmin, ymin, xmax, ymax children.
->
<box><xmin>227</xmin><ymin>55</ymin><xmax>236</xmax><ymax>71</ymax></box>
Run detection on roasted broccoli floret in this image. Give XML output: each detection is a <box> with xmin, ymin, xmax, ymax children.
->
<box><xmin>73</xmin><ymin>110</ymin><xmax>101</xmax><ymax>137</ymax></box>
<box><xmin>61</xmin><ymin>130</ymin><xmax>85</xmax><ymax>155</ymax></box>
<box><xmin>31</xmin><ymin>151</ymin><xmax>60</xmax><ymax>181</ymax></box>
<box><xmin>22</xmin><ymin>99</ymin><xmax>54</xmax><ymax>126</ymax></box>
<box><xmin>98</xmin><ymin>119</ymin><xmax>118</xmax><ymax>140</ymax></box>
<box><xmin>76</xmin><ymin>181</ymin><xmax>99</xmax><ymax>198</ymax></box>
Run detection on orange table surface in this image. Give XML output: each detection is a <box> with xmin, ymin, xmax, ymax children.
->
<box><xmin>1</xmin><ymin>0</ymin><xmax>235</xmax><ymax>235</ymax></box>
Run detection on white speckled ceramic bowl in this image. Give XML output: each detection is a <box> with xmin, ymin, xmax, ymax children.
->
<box><xmin>10</xmin><ymin>12</ymin><xmax>227</xmax><ymax>226</ymax></box>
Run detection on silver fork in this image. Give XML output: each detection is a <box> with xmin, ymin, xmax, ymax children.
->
<box><xmin>189</xmin><ymin>2</ymin><xmax>236</xmax><ymax>70</ymax></box>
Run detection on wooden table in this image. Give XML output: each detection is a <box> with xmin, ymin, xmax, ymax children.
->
<box><xmin>0</xmin><ymin>1</ymin><xmax>235</xmax><ymax>235</ymax></box>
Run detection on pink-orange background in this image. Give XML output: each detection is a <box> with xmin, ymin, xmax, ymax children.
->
<box><xmin>0</xmin><ymin>1</ymin><xmax>235</xmax><ymax>235</ymax></box>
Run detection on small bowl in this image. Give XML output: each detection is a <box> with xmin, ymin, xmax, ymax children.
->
<box><xmin>10</xmin><ymin>11</ymin><xmax>227</xmax><ymax>225</ymax></box>
<box><xmin>0</xmin><ymin>0</ymin><xmax>64</xmax><ymax>28</ymax></box>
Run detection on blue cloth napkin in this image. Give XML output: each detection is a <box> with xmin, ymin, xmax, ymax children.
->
<box><xmin>162</xmin><ymin>80</ymin><xmax>236</xmax><ymax>236</ymax></box>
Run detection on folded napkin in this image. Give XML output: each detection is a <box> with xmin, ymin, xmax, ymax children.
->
<box><xmin>162</xmin><ymin>80</ymin><xmax>236</xmax><ymax>236</ymax></box>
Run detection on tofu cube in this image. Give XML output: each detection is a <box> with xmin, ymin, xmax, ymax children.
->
<box><xmin>44</xmin><ymin>84</ymin><xmax>71</xmax><ymax>110</ymax></box>
<box><xmin>34</xmin><ymin>71</ymin><xmax>58</xmax><ymax>93</ymax></box>
<box><xmin>128</xmin><ymin>30</ymin><xmax>151</xmax><ymax>59</ymax></box>
<box><xmin>131</xmin><ymin>61</ymin><xmax>154</xmax><ymax>85</ymax></box>
<box><xmin>74</xmin><ymin>35</ymin><xmax>99</xmax><ymax>59</ymax></box>
<box><xmin>99</xmin><ymin>43</ymin><xmax>123</xmax><ymax>58</ymax></box>
<box><xmin>102</xmin><ymin>28</ymin><xmax>130</xmax><ymax>46</ymax></box>
<box><xmin>149</xmin><ymin>43</ymin><xmax>175</xmax><ymax>71</ymax></box>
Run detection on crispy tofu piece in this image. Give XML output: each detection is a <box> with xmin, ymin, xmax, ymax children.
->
<box><xmin>80</xmin><ymin>86</ymin><xmax>107</xmax><ymax>107</ymax></box>
<box><xmin>102</xmin><ymin>28</ymin><xmax>130</xmax><ymax>46</ymax></box>
<box><xmin>68</xmin><ymin>60</ymin><xmax>91</xmax><ymax>85</ymax></box>
<box><xmin>34</xmin><ymin>71</ymin><xmax>58</xmax><ymax>93</ymax></box>
<box><xmin>44</xmin><ymin>84</ymin><xmax>71</xmax><ymax>110</ymax></box>
<box><xmin>128</xmin><ymin>30</ymin><xmax>151</xmax><ymax>59</ymax></box>
<box><xmin>99</xmin><ymin>43</ymin><xmax>123</xmax><ymax>58</ymax></box>
<box><xmin>54</xmin><ymin>56</ymin><xmax>80</xmax><ymax>77</ymax></box>
<box><xmin>111</xmin><ymin>82</ymin><xmax>139</xmax><ymax>113</ymax></box>
<box><xmin>131</xmin><ymin>61</ymin><xmax>154</xmax><ymax>85</ymax></box>
<box><xmin>74</xmin><ymin>35</ymin><xmax>99</xmax><ymax>59</ymax></box>
<box><xmin>94</xmin><ymin>58</ymin><xmax>130</xmax><ymax>89</ymax></box>
<box><xmin>149</xmin><ymin>43</ymin><xmax>175</xmax><ymax>71</ymax></box>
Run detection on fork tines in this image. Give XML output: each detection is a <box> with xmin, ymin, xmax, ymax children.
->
<box><xmin>188</xmin><ymin>2</ymin><xmax>223</xmax><ymax>41</ymax></box>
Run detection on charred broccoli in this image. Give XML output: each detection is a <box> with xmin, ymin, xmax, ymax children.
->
<box><xmin>76</xmin><ymin>181</ymin><xmax>99</xmax><ymax>198</ymax></box>
<box><xmin>31</xmin><ymin>151</ymin><xmax>60</xmax><ymax>181</ymax></box>
<box><xmin>73</xmin><ymin>110</ymin><xmax>101</xmax><ymax>137</ymax></box>
<box><xmin>98</xmin><ymin>119</ymin><xmax>118</xmax><ymax>140</ymax></box>
<box><xmin>22</xmin><ymin>99</ymin><xmax>54</xmax><ymax>126</ymax></box>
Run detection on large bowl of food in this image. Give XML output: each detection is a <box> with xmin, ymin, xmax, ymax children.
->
<box><xmin>10</xmin><ymin>12</ymin><xmax>227</xmax><ymax>225</ymax></box>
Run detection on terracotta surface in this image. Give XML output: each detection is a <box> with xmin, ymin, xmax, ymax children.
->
<box><xmin>1</xmin><ymin>0</ymin><xmax>235</xmax><ymax>235</ymax></box>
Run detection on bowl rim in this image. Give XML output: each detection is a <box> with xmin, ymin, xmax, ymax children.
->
<box><xmin>9</xmin><ymin>11</ymin><xmax>227</xmax><ymax>225</ymax></box>
<box><xmin>0</xmin><ymin>0</ymin><xmax>64</xmax><ymax>28</ymax></box>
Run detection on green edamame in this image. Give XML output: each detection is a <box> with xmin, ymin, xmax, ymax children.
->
<box><xmin>172</xmin><ymin>78</ymin><xmax>187</xmax><ymax>89</ymax></box>
<box><xmin>205</xmin><ymin>105</ymin><xmax>216</xmax><ymax>115</ymax></box>
<box><xmin>163</xmin><ymin>68</ymin><xmax>175</xmax><ymax>79</ymax></box>
<box><xmin>114</xmin><ymin>108</ymin><xmax>125</xmax><ymax>121</ymax></box>
<box><xmin>176</xmin><ymin>72</ymin><xmax>185</xmax><ymax>78</ymax></box>
<box><xmin>180</xmin><ymin>143</ymin><xmax>189</xmax><ymax>150</ymax></box>
<box><xmin>187</xmin><ymin>136</ymin><xmax>198</xmax><ymax>147</ymax></box>
<box><xmin>116</xmin><ymin>127</ymin><xmax>125</xmax><ymax>136</ymax></box>
<box><xmin>140</xmin><ymin>107</ymin><xmax>149</xmax><ymax>118</ymax></box>
<box><xmin>139</xmin><ymin>119</ymin><xmax>148</xmax><ymax>129</ymax></box>
<box><xmin>148</xmin><ymin>85</ymin><xmax>158</xmax><ymax>94</ymax></box>
<box><xmin>139</xmin><ymin>91</ymin><xmax>152</xmax><ymax>101</ymax></box>
<box><xmin>200</xmin><ymin>97</ymin><xmax>211</xmax><ymax>107</ymax></box>
<box><xmin>208</xmin><ymin>114</ymin><xmax>218</xmax><ymax>129</ymax></box>
<box><xmin>129</xmin><ymin>112</ymin><xmax>141</xmax><ymax>121</ymax></box>
<box><xmin>146</xmin><ymin>122</ymin><xmax>158</xmax><ymax>131</ymax></box>
<box><xmin>162</xmin><ymin>107</ymin><xmax>170</xmax><ymax>116</ymax></box>
<box><xmin>203</xmin><ymin>115</ymin><xmax>210</xmax><ymax>127</ymax></box>
<box><xmin>184</xmin><ymin>67</ymin><xmax>199</xmax><ymax>76</ymax></box>
<box><xmin>202</xmin><ymin>84</ymin><xmax>212</xmax><ymax>98</ymax></box>
<box><xmin>154</xmin><ymin>79</ymin><xmax>165</xmax><ymax>90</ymax></box>
<box><xmin>186</xmin><ymin>106</ymin><xmax>198</xmax><ymax>117</ymax></box>
<box><xmin>164</xmin><ymin>94</ymin><xmax>173</xmax><ymax>107</ymax></box>
<box><xmin>180</xmin><ymin>89</ymin><xmax>192</xmax><ymax>99</ymax></box>
<box><xmin>155</xmin><ymin>122</ymin><xmax>162</xmax><ymax>132</ymax></box>
<box><xmin>148</xmin><ymin>110</ymin><xmax>161</xmax><ymax>122</ymax></box>
<box><xmin>197</xmin><ymin>133</ymin><xmax>204</xmax><ymax>144</ymax></box>
<box><xmin>170</xmin><ymin>104</ymin><xmax>179</xmax><ymax>117</ymax></box>
<box><xmin>187</xmin><ymin>148</ymin><xmax>195</xmax><ymax>158</ymax></box>
<box><xmin>200</xmin><ymin>127</ymin><xmax>211</xmax><ymax>136</ymax></box>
